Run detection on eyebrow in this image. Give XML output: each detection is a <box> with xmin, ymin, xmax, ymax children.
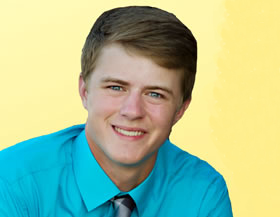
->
<box><xmin>145</xmin><ymin>85</ymin><xmax>174</xmax><ymax>96</ymax></box>
<box><xmin>101</xmin><ymin>76</ymin><xmax>174</xmax><ymax>96</ymax></box>
<box><xmin>101</xmin><ymin>77</ymin><xmax>129</xmax><ymax>86</ymax></box>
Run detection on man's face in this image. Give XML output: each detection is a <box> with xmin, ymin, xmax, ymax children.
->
<box><xmin>79</xmin><ymin>43</ymin><xmax>190</xmax><ymax>169</ymax></box>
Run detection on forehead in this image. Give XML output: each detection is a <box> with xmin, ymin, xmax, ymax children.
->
<box><xmin>92</xmin><ymin>43</ymin><xmax>183</xmax><ymax>85</ymax></box>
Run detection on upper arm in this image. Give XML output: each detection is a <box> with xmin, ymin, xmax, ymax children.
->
<box><xmin>0</xmin><ymin>178</ymin><xmax>27</xmax><ymax>217</ymax></box>
<box><xmin>198</xmin><ymin>175</ymin><xmax>233</xmax><ymax>217</ymax></box>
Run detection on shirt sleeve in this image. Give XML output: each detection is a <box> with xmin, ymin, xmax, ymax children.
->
<box><xmin>198</xmin><ymin>175</ymin><xmax>233</xmax><ymax>217</ymax></box>
<box><xmin>0</xmin><ymin>178</ymin><xmax>26</xmax><ymax>217</ymax></box>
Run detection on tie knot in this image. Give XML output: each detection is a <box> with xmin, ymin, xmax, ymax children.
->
<box><xmin>111</xmin><ymin>194</ymin><xmax>136</xmax><ymax>217</ymax></box>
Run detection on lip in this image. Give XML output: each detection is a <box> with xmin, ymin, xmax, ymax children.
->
<box><xmin>112</xmin><ymin>124</ymin><xmax>147</xmax><ymax>133</ymax></box>
<box><xmin>111</xmin><ymin>124</ymin><xmax>147</xmax><ymax>140</ymax></box>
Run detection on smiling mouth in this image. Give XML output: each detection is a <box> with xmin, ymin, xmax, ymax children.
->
<box><xmin>113</xmin><ymin>126</ymin><xmax>145</xmax><ymax>137</ymax></box>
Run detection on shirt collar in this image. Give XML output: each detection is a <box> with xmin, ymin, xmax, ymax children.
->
<box><xmin>73</xmin><ymin>129</ymin><xmax>167</xmax><ymax>214</ymax></box>
<box><xmin>128</xmin><ymin>140</ymin><xmax>168</xmax><ymax>216</ymax></box>
<box><xmin>73</xmin><ymin>129</ymin><xmax>120</xmax><ymax>212</ymax></box>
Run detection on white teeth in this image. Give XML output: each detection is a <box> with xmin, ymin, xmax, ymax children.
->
<box><xmin>114</xmin><ymin>127</ymin><xmax>144</xmax><ymax>137</ymax></box>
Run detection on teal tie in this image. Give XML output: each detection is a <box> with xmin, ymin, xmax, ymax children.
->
<box><xmin>111</xmin><ymin>195</ymin><xmax>136</xmax><ymax>217</ymax></box>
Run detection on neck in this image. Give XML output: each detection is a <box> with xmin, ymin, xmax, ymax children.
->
<box><xmin>87</xmin><ymin>142</ymin><xmax>157</xmax><ymax>191</ymax></box>
<box><xmin>103</xmin><ymin>154</ymin><xmax>157</xmax><ymax>192</ymax></box>
<box><xmin>85</xmin><ymin>126</ymin><xmax>158</xmax><ymax>191</ymax></box>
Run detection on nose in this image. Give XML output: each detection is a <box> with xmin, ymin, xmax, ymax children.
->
<box><xmin>119</xmin><ymin>91</ymin><xmax>145</xmax><ymax>120</ymax></box>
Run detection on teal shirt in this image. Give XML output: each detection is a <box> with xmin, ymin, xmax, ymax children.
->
<box><xmin>0</xmin><ymin>125</ymin><xmax>233</xmax><ymax>216</ymax></box>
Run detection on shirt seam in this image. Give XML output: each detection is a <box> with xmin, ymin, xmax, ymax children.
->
<box><xmin>2</xmin><ymin>161</ymin><xmax>72</xmax><ymax>186</ymax></box>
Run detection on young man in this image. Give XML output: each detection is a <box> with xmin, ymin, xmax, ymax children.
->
<box><xmin>0</xmin><ymin>6</ymin><xmax>233</xmax><ymax>217</ymax></box>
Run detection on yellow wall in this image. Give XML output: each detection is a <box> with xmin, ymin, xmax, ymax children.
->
<box><xmin>1</xmin><ymin>0</ymin><xmax>279</xmax><ymax>216</ymax></box>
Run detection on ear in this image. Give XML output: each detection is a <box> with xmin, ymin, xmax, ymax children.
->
<box><xmin>173</xmin><ymin>98</ymin><xmax>191</xmax><ymax>125</ymax></box>
<box><xmin>79</xmin><ymin>75</ymin><xmax>88</xmax><ymax>110</ymax></box>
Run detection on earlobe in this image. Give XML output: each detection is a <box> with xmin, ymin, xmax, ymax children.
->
<box><xmin>79</xmin><ymin>75</ymin><xmax>88</xmax><ymax>110</ymax></box>
<box><xmin>173</xmin><ymin>98</ymin><xmax>191</xmax><ymax>125</ymax></box>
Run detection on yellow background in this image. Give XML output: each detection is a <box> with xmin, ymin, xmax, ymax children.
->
<box><xmin>1</xmin><ymin>0</ymin><xmax>279</xmax><ymax>216</ymax></box>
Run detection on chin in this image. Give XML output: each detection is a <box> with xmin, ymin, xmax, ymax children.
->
<box><xmin>117</xmin><ymin>151</ymin><xmax>156</xmax><ymax>168</ymax></box>
<box><xmin>111</xmin><ymin>155</ymin><xmax>143</xmax><ymax>167</ymax></box>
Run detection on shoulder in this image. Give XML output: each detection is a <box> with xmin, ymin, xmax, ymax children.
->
<box><xmin>0</xmin><ymin>124</ymin><xmax>85</xmax><ymax>184</ymax></box>
<box><xmin>160</xmin><ymin>140</ymin><xmax>226</xmax><ymax>189</ymax></box>
<box><xmin>158</xmin><ymin>141</ymin><xmax>232</xmax><ymax>212</ymax></box>
<box><xmin>157</xmin><ymin>141</ymin><xmax>232</xmax><ymax>216</ymax></box>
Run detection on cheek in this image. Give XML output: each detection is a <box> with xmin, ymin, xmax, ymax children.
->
<box><xmin>87</xmin><ymin>93</ymin><xmax>121</xmax><ymax>116</ymax></box>
<box><xmin>146</xmin><ymin>103</ymin><xmax>177</xmax><ymax>128</ymax></box>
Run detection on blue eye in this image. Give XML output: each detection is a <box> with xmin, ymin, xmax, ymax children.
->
<box><xmin>149</xmin><ymin>92</ymin><xmax>161</xmax><ymax>98</ymax></box>
<box><xmin>110</xmin><ymin>86</ymin><xmax>123</xmax><ymax>91</ymax></box>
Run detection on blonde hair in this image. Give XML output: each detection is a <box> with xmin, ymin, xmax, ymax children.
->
<box><xmin>81</xmin><ymin>6</ymin><xmax>197</xmax><ymax>101</ymax></box>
